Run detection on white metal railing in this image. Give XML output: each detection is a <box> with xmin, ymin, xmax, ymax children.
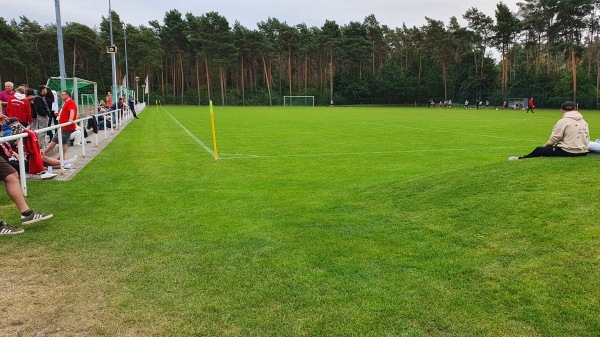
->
<box><xmin>0</xmin><ymin>103</ymin><xmax>145</xmax><ymax>196</ymax></box>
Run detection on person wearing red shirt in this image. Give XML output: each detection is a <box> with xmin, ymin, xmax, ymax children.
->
<box><xmin>106</xmin><ymin>92</ymin><xmax>113</xmax><ymax>107</ymax></box>
<box><xmin>6</xmin><ymin>86</ymin><xmax>33</xmax><ymax>127</ymax></box>
<box><xmin>526</xmin><ymin>97</ymin><xmax>535</xmax><ymax>113</ymax></box>
<box><xmin>43</xmin><ymin>91</ymin><xmax>78</xmax><ymax>161</ymax></box>
<box><xmin>0</xmin><ymin>81</ymin><xmax>15</xmax><ymax>116</ymax></box>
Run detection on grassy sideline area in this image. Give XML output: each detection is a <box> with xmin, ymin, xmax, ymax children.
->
<box><xmin>1</xmin><ymin>105</ymin><xmax>599</xmax><ymax>336</ymax></box>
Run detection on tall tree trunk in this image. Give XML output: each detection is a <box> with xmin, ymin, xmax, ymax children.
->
<box><xmin>304</xmin><ymin>54</ymin><xmax>308</xmax><ymax>95</ymax></box>
<box><xmin>473</xmin><ymin>49</ymin><xmax>478</xmax><ymax>80</ymax></box>
<box><xmin>205</xmin><ymin>57</ymin><xmax>211</xmax><ymax>102</ymax></box>
<box><xmin>241</xmin><ymin>54</ymin><xmax>245</xmax><ymax>106</ymax></box>
<box><xmin>442</xmin><ymin>60</ymin><xmax>447</xmax><ymax>100</ymax></box>
<box><xmin>359</xmin><ymin>62</ymin><xmax>363</xmax><ymax>80</ymax></box>
<box><xmin>597</xmin><ymin>56</ymin><xmax>600</xmax><ymax>109</ymax></box>
<box><xmin>288</xmin><ymin>47</ymin><xmax>292</xmax><ymax>96</ymax></box>
<box><xmin>536</xmin><ymin>33</ymin><xmax>542</xmax><ymax>74</ymax></box>
<box><xmin>35</xmin><ymin>38</ymin><xmax>47</xmax><ymax>79</ymax></box>
<box><xmin>196</xmin><ymin>56</ymin><xmax>201</xmax><ymax>105</ymax></box>
<box><xmin>372</xmin><ymin>41</ymin><xmax>375</xmax><ymax>74</ymax></box>
<box><xmin>260</xmin><ymin>51</ymin><xmax>272</xmax><ymax>106</ymax></box>
<box><xmin>480</xmin><ymin>46</ymin><xmax>485</xmax><ymax>79</ymax></box>
<box><xmin>180</xmin><ymin>53</ymin><xmax>185</xmax><ymax>104</ymax></box>
<box><xmin>72</xmin><ymin>38</ymin><xmax>77</xmax><ymax>78</ymax></box>
<box><xmin>547</xmin><ymin>40</ymin><xmax>553</xmax><ymax>76</ymax></box>
<box><xmin>502</xmin><ymin>45</ymin><xmax>509</xmax><ymax>93</ymax></box>
<box><xmin>172</xmin><ymin>55</ymin><xmax>176</xmax><ymax>101</ymax></box>
<box><xmin>417</xmin><ymin>55</ymin><xmax>422</xmax><ymax>103</ymax></box>
<box><xmin>329</xmin><ymin>48</ymin><xmax>334</xmax><ymax>104</ymax></box>
<box><xmin>161</xmin><ymin>58</ymin><xmax>165</xmax><ymax>101</ymax></box>
<box><xmin>220</xmin><ymin>65</ymin><xmax>226</xmax><ymax>106</ymax></box>
<box><xmin>572</xmin><ymin>48</ymin><xmax>577</xmax><ymax>103</ymax></box>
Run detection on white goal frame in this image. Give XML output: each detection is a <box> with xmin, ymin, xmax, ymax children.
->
<box><xmin>284</xmin><ymin>96</ymin><xmax>315</xmax><ymax>107</ymax></box>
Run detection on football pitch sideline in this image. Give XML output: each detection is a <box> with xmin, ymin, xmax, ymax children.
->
<box><xmin>2</xmin><ymin>105</ymin><xmax>599</xmax><ymax>336</ymax></box>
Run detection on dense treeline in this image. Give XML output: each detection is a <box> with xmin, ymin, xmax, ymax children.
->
<box><xmin>1</xmin><ymin>0</ymin><xmax>600</xmax><ymax>108</ymax></box>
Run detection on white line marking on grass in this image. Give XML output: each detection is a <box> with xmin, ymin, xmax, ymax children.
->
<box><xmin>218</xmin><ymin>146</ymin><xmax>532</xmax><ymax>160</ymax></box>
<box><xmin>162</xmin><ymin>107</ymin><xmax>215</xmax><ymax>158</ymax></box>
<box><xmin>361</xmin><ymin>122</ymin><xmax>540</xmax><ymax>142</ymax></box>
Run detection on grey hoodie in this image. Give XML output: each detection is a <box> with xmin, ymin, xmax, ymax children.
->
<box><xmin>548</xmin><ymin>110</ymin><xmax>589</xmax><ymax>153</ymax></box>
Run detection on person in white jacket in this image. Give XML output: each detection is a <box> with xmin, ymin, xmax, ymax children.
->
<box><xmin>509</xmin><ymin>101</ymin><xmax>590</xmax><ymax>160</ymax></box>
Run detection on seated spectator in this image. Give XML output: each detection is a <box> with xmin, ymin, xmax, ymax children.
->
<box><xmin>109</xmin><ymin>97</ymin><xmax>125</xmax><ymax>124</ymax></box>
<box><xmin>43</xmin><ymin>90</ymin><xmax>77</xmax><ymax>160</ymax></box>
<box><xmin>589</xmin><ymin>139</ymin><xmax>600</xmax><ymax>153</ymax></box>
<box><xmin>69</xmin><ymin>126</ymin><xmax>91</xmax><ymax>146</ymax></box>
<box><xmin>1</xmin><ymin>121</ymin><xmax>12</xmax><ymax>137</ymax></box>
<box><xmin>509</xmin><ymin>101</ymin><xmax>589</xmax><ymax>160</ymax></box>
<box><xmin>97</xmin><ymin>114</ymin><xmax>113</xmax><ymax>130</ymax></box>
<box><xmin>0</xmin><ymin>141</ymin><xmax>27</xmax><ymax>172</ymax></box>
<box><xmin>41</xmin><ymin>152</ymin><xmax>77</xmax><ymax>169</ymax></box>
<box><xmin>70</xmin><ymin>127</ymin><xmax>82</xmax><ymax>146</ymax></box>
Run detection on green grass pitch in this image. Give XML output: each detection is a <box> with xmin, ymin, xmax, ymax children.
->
<box><xmin>2</xmin><ymin>106</ymin><xmax>600</xmax><ymax>336</ymax></box>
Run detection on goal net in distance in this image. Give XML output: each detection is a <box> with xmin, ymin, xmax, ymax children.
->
<box><xmin>284</xmin><ymin>96</ymin><xmax>315</xmax><ymax>107</ymax></box>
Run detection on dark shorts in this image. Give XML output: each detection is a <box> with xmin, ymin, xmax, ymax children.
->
<box><xmin>0</xmin><ymin>157</ymin><xmax>17</xmax><ymax>180</ymax></box>
<box><xmin>51</xmin><ymin>130</ymin><xmax>74</xmax><ymax>144</ymax></box>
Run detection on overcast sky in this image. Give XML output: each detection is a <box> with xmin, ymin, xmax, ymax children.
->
<box><xmin>4</xmin><ymin>0</ymin><xmax>519</xmax><ymax>32</ymax></box>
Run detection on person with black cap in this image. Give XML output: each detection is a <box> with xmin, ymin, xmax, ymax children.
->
<box><xmin>33</xmin><ymin>85</ymin><xmax>52</xmax><ymax>148</ymax></box>
<box><xmin>509</xmin><ymin>101</ymin><xmax>590</xmax><ymax>160</ymax></box>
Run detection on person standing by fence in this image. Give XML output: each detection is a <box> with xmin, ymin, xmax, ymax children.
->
<box><xmin>128</xmin><ymin>95</ymin><xmax>139</xmax><ymax>119</ymax></box>
<box><xmin>43</xmin><ymin>91</ymin><xmax>77</xmax><ymax>160</ymax></box>
<box><xmin>33</xmin><ymin>85</ymin><xmax>52</xmax><ymax>149</ymax></box>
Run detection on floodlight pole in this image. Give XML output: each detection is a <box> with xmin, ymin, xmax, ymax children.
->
<box><xmin>124</xmin><ymin>23</ymin><xmax>129</xmax><ymax>96</ymax></box>
<box><xmin>54</xmin><ymin>0</ymin><xmax>67</xmax><ymax>91</ymax></box>
<box><xmin>109</xmin><ymin>0</ymin><xmax>117</xmax><ymax>104</ymax></box>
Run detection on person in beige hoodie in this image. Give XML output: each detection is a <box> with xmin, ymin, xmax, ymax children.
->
<box><xmin>509</xmin><ymin>101</ymin><xmax>589</xmax><ymax>160</ymax></box>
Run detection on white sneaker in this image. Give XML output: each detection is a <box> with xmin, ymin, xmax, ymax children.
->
<box><xmin>63</xmin><ymin>155</ymin><xmax>78</xmax><ymax>169</ymax></box>
<box><xmin>508</xmin><ymin>156</ymin><xmax>520</xmax><ymax>161</ymax></box>
<box><xmin>40</xmin><ymin>172</ymin><xmax>57</xmax><ymax>180</ymax></box>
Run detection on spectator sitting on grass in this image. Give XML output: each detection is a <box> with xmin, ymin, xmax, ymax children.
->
<box><xmin>589</xmin><ymin>139</ymin><xmax>600</xmax><ymax>153</ymax></box>
<box><xmin>508</xmin><ymin>101</ymin><xmax>589</xmax><ymax>160</ymax></box>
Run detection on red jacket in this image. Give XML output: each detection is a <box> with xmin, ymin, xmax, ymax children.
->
<box><xmin>22</xmin><ymin>130</ymin><xmax>44</xmax><ymax>174</ymax></box>
<box><xmin>7</xmin><ymin>94</ymin><xmax>33</xmax><ymax>125</ymax></box>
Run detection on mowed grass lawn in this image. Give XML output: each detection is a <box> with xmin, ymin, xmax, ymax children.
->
<box><xmin>2</xmin><ymin>105</ymin><xmax>599</xmax><ymax>336</ymax></box>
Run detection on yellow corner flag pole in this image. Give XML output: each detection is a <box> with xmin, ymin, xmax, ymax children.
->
<box><xmin>210</xmin><ymin>100</ymin><xmax>219</xmax><ymax>160</ymax></box>
<box><xmin>155</xmin><ymin>100</ymin><xmax>159</xmax><ymax>112</ymax></box>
